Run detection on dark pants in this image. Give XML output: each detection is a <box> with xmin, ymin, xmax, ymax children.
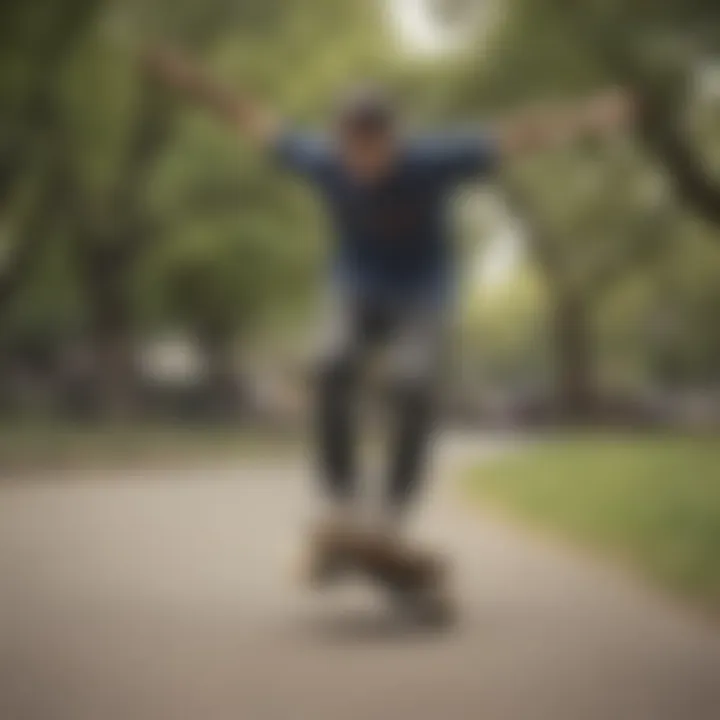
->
<box><xmin>314</xmin><ymin>290</ymin><xmax>447</xmax><ymax>514</ymax></box>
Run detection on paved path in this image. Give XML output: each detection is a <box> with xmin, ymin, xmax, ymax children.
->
<box><xmin>1</xmin><ymin>436</ymin><xmax>719</xmax><ymax>720</ymax></box>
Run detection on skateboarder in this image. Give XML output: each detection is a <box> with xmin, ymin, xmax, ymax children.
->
<box><xmin>145</xmin><ymin>48</ymin><xmax>634</xmax><ymax>579</ymax></box>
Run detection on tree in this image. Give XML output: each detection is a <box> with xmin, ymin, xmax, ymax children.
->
<box><xmin>427</xmin><ymin>0</ymin><xmax>697</xmax><ymax>417</ymax></box>
<box><xmin>141</xmin><ymin>0</ymin><xmax>393</xmax><ymax>417</ymax></box>
<box><xmin>0</xmin><ymin>0</ymin><xmax>99</xmax><ymax>320</ymax></box>
<box><xmin>503</xmin><ymin>141</ymin><xmax>677</xmax><ymax>417</ymax></box>
<box><xmin>0</xmin><ymin>0</ymin><xmax>397</xmax><ymax>421</ymax></box>
<box><xmin>547</xmin><ymin>0</ymin><xmax>720</xmax><ymax>229</ymax></box>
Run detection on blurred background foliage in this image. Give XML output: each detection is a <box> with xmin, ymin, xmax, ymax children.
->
<box><xmin>0</xmin><ymin>0</ymin><xmax>718</xmax><ymax>427</ymax></box>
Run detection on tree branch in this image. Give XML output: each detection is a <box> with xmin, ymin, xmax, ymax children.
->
<box><xmin>500</xmin><ymin>178</ymin><xmax>570</xmax><ymax>294</ymax></box>
<box><xmin>552</xmin><ymin>0</ymin><xmax>720</xmax><ymax>227</ymax></box>
<box><xmin>0</xmin><ymin>153</ymin><xmax>72</xmax><ymax>312</ymax></box>
<box><xmin>0</xmin><ymin>0</ymin><xmax>100</xmax><ymax>209</ymax></box>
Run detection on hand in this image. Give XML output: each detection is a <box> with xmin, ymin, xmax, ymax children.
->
<box><xmin>580</xmin><ymin>89</ymin><xmax>637</xmax><ymax>134</ymax></box>
<box><xmin>142</xmin><ymin>45</ymin><xmax>202</xmax><ymax>92</ymax></box>
<box><xmin>500</xmin><ymin>106</ymin><xmax>581</xmax><ymax>156</ymax></box>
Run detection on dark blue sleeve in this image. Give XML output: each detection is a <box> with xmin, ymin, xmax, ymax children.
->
<box><xmin>272</xmin><ymin>129</ymin><xmax>330</xmax><ymax>180</ymax></box>
<box><xmin>423</xmin><ymin>131</ymin><xmax>500</xmax><ymax>182</ymax></box>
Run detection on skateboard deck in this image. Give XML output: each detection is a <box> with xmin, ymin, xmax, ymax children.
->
<box><xmin>309</xmin><ymin>524</ymin><xmax>456</xmax><ymax>625</ymax></box>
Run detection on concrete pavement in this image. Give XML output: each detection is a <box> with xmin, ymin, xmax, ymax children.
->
<box><xmin>1</xmin><ymin>436</ymin><xmax>719</xmax><ymax>720</ymax></box>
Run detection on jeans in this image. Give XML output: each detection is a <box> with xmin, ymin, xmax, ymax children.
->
<box><xmin>313</xmin><ymin>288</ymin><xmax>448</xmax><ymax>513</ymax></box>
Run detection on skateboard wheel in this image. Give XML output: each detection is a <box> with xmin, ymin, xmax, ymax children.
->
<box><xmin>389</xmin><ymin>585</ymin><xmax>457</xmax><ymax>628</ymax></box>
<box><xmin>418</xmin><ymin>593</ymin><xmax>457</xmax><ymax>627</ymax></box>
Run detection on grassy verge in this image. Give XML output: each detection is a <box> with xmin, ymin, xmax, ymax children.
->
<box><xmin>0</xmin><ymin>423</ymin><xmax>303</xmax><ymax>476</ymax></box>
<box><xmin>465</xmin><ymin>435</ymin><xmax>720</xmax><ymax>609</ymax></box>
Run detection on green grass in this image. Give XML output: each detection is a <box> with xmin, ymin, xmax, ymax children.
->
<box><xmin>466</xmin><ymin>435</ymin><xmax>720</xmax><ymax>608</ymax></box>
<box><xmin>0</xmin><ymin>422</ymin><xmax>302</xmax><ymax>476</ymax></box>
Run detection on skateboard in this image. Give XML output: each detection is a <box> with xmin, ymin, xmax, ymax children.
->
<box><xmin>306</xmin><ymin>523</ymin><xmax>456</xmax><ymax>626</ymax></box>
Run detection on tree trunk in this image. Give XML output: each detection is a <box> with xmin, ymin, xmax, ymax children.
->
<box><xmin>80</xmin><ymin>242</ymin><xmax>138</xmax><ymax>422</ymax></box>
<box><xmin>91</xmin><ymin>326</ymin><xmax>136</xmax><ymax>421</ymax></box>
<box><xmin>201</xmin><ymin>333</ymin><xmax>242</xmax><ymax>421</ymax></box>
<box><xmin>552</xmin><ymin>292</ymin><xmax>596</xmax><ymax>421</ymax></box>
<box><xmin>502</xmin><ymin>182</ymin><xmax>600</xmax><ymax>422</ymax></box>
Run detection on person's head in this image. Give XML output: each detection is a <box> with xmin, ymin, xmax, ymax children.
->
<box><xmin>333</xmin><ymin>83</ymin><xmax>399</xmax><ymax>182</ymax></box>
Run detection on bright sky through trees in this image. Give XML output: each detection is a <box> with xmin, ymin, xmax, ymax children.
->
<box><xmin>390</xmin><ymin>0</ymin><xmax>523</xmax><ymax>292</ymax></box>
<box><xmin>389</xmin><ymin>0</ymin><xmax>455</xmax><ymax>56</ymax></box>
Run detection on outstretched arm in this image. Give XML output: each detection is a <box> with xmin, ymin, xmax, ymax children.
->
<box><xmin>142</xmin><ymin>46</ymin><xmax>282</xmax><ymax>148</ymax></box>
<box><xmin>494</xmin><ymin>88</ymin><xmax>636</xmax><ymax>160</ymax></box>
